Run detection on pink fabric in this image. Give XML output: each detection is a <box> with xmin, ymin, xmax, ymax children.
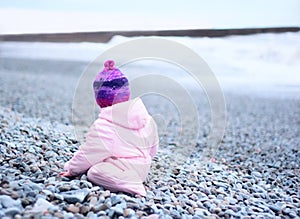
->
<box><xmin>64</xmin><ymin>98</ymin><xmax>159</xmax><ymax>196</ymax></box>
<box><xmin>104</xmin><ymin>60</ymin><xmax>115</xmax><ymax>70</ymax></box>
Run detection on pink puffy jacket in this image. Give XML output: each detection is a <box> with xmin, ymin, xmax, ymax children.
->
<box><xmin>64</xmin><ymin>98</ymin><xmax>159</xmax><ymax>195</ymax></box>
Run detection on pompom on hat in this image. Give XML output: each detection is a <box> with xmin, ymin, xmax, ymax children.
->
<box><xmin>93</xmin><ymin>60</ymin><xmax>130</xmax><ymax>108</ymax></box>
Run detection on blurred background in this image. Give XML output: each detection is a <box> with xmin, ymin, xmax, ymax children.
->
<box><xmin>0</xmin><ymin>0</ymin><xmax>299</xmax><ymax>124</ymax></box>
<box><xmin>0</xmin><ymin>0</ymin><xmax>300</xmax><ymax>33</ymax></box>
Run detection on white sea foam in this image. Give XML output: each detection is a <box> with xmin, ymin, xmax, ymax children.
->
<box><xmin>1</xmin><ymin>32</ymin><xmax>299</xmax><ymax>96</ymax></box>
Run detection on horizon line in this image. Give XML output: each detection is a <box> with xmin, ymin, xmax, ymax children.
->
<box><xmin>1</xmin><ymin>27</ymin><xmax>299</xmax><ymax>43</ymax></box>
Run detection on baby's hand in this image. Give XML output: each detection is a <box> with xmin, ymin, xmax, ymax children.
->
<box><xmin>59</xmin><ymin>170</ymin><xmax>72</xmax><ymax>177</ymax></box>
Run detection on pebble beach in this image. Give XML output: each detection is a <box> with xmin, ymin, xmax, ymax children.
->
<box><xmin>0</xmin><ymin>35</ymin><xmax>300</xmax><ymax>219</ymax></box>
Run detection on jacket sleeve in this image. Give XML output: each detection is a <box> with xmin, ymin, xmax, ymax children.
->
<box><xmin>64</xmin><ymin>120</ymin><xmax>112</xmax><ymax>176</ymax></box>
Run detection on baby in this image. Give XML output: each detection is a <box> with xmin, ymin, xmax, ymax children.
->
<box><xmin>60</xmin><ymin>60</ymin><xmax>159</xmax><ymax>196</ymax></box>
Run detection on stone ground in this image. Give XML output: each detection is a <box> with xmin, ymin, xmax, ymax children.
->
<box><xmin>0</xmin><ymin>57</ymin><xmax>299</xmax><ymax>218</ymax></box>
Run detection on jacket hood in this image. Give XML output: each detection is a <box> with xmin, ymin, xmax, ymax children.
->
<box><xmin>99</xmin><ymin>97</ymin><xmax>150</xmax><ymax>130</ymax></box>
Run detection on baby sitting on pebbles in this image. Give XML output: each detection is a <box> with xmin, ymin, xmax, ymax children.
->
<box><xmin>60</xmin><ymin>60</ymin><xmax>159</xmax><ymax>196</ymax></box>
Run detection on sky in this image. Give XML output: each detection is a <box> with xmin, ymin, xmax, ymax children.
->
<box><xmin>0</xmin><ymin>0</ymin><xmax>299</xmax><ymax>34</ymax></box>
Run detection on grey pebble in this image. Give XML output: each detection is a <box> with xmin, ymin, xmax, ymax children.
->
<box><xmin>111</xmin><ymin>195</ymin><xmax>122</xmax><ymax>206</ymax></box>
<box><xmin>268</xmin><ymin>204</ymin><xmax>282</xmax><ymax>213</ymax></box>
<box><xmin>225</xmin><ymin>209</ymin><xmax>237</xmax><ymax>217</ymax></box>
<box><xmin>42</xmin><ymin>189</ymin><xmax>52</xmax><ymax>196</ymax></box>
<box><xmin>54</xmin><ymin>193</ymin><xmax>64</xmax><ymax>201</ymax></box>
<box><xmin>194</xmin><ymin>208</ymin><xmax>210</xmax><ymax>217</ymax></box>
<box><xmin>225</xmin><ymin>197</ymin><xmax>237</xmax><ymax>205</ymax></box>
<box><xmin>0</xmin><ymin>195</ymin><xmax>23</xmax><ymax>209</ymax></box>
<box><xmin>4</xmin><ymin>207</ymin><xmax>22</xmax><ymax>217</ymax></box>
<box><xmin>61</xmin><ymin>188</ymin><xmax>89</xmax><ymax>204</ymax></box>
<box><xmin>64</xmin><ymin>212</ymin><xmax>75</xmax><ymax>219</ymax></box>
<box><xmin>212</xmin><ymin>181</ymin><xmax>229</xmax><ymax>189</ymax></box>
<box><xmin>170</xmin><ymin>209</ymin><xmax>181</xmax><ymax>218</ymax></box>
<box><xmin>111</xmin><ymin>204</ymin><xmax>124</xmax><ymax>215</ymax></box>
<box><xmin>252</xmin><ymin>171</ymin><xmax>262</xmax><ymax>178</ymax></box>
<box><xmin>46</xmin><ymin>185</ymin><xmax>56</xmax><ymax>193</ymax></box>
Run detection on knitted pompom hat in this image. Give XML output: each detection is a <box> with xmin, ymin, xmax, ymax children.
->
<box><xmin>93</xmin><ymin>60</ymin><xmax>130</xmax><ymax>108</ymax></box>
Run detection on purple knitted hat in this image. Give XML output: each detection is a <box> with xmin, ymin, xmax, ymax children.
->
<box><xmin>93</xmin><ymin>60</ymin><xmax>130</xmax><ymax>108</ymax></box>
